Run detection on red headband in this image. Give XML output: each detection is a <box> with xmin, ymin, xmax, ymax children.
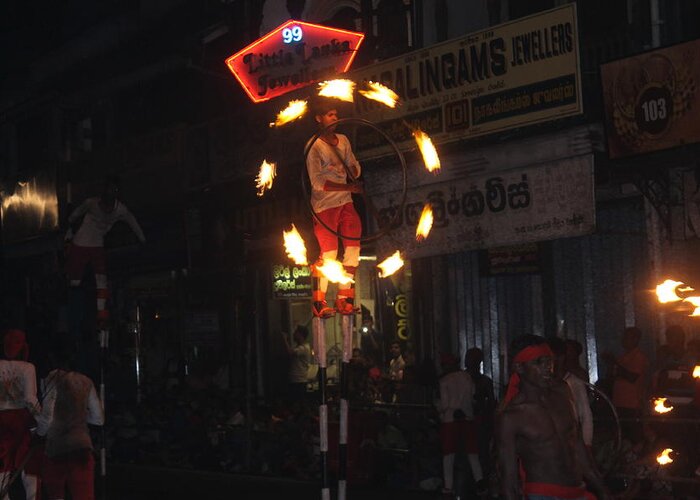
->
<box><xmin>3</xmin><ymin>329</ymin><xmax>29</xmax><ymax>361</ymax></box>
<box><xmin>504</xmin><ymin>344</ymin><xmax>554</xmax><ymax>405</ymax></box>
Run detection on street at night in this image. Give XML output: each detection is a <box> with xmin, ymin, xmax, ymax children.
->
<box><xmin>1</xmin><ymin>1</ymin><xmax>700</xmax><ymax>499</ymax></box>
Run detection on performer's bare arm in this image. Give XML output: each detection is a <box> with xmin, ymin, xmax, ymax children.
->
<box><xmin>87</xmin><ymin>384</ymin><xmax>105</xmax><ymax>426</ymax></box>
<box><xmin>323</xmin><ymin>180</ymin><xmax>363</xmax><ymax>193</ymax></box>
<box><xmin>121</xmin><ymin>209</ymin><xmax>146</xmax><ymax>243</ymax></box>
<box><xmin>345</xmin><ymin>161</ymin><xmax>360</xmax><ymax>180</ymax></box>
<box><xmin>575</xmin><ymin>431</ymin><xmax>611</xmax><ymax>499</ymax></box>
<box><xmin>497</xmin><ymin>410</ymin><xmax>520</xmax><ymax>500</ymax></box>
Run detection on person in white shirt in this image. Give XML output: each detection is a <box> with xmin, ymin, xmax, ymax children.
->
<box><xmin>388</xmin><ymin>341</ymin><xmax>405</xmax><ymax>382</ymax></box>
<box><xmin>36</xmin><ymin>343</ymin><xmax>104</xmax><ymax>500</ymax></box>
<box><xmin>280</xmin><ymin>325</ymin><xmax>312</xmax><ymax>401</ymax></box>
<box><xmin>436</xmin><ymin>353</ymin><xmax>483</xmax><ymax>497</ymax></box>
<box><xmin>548</xmin><ymin>337</ymin><xmax>594</xmax><ymax>448</ymax></box>
<box><xmin>65</xmin><ymin>176</ymin><xmax>145</xmax><ymax>326</ymax></box>
<box><xmin>306</xmin><ymin>98</ymin><xmax>363</xmax><ymax>318</ymax></box>
<box><xmin>0</xmin><ymin>329</ymin><xmax>40</xmax><ymax>500</ymax></box>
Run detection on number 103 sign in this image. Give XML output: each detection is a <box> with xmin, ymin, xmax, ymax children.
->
<box><xmin>601</xmin><ymin>39</ymin><xmax>700</xmax><ymax>159</ymax></box>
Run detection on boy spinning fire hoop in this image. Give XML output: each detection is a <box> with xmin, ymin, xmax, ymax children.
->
<box><xmin>306</xmin><ymin>98</ymin><xmax>363</xmax><ymax>318</ymax></box>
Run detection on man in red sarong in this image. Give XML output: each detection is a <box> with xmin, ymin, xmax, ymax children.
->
<box><xmin>0</xmin><ymin>329</ymin><xmax>40</xmax><ymax>500</ymax></box>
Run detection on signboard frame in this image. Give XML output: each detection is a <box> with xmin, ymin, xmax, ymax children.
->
<box><xmin>600</xmin><ymin>38</ymin><xmax>700</xmax><ymax>159</ymax></box>
<box><xmin>226</xmin><ymin>20</ymin><xmax>365</xmax><ymax>103</ymax></box>
<box><xmin>348</xmin><ymin>3</ymin><xmax>582</xmax><ymax>159</ymax></box>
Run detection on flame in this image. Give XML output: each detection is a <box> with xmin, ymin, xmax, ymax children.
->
<box><xmin>416</xmin><ymin>204</ymin><xmax>434</xmax><ymax>241</ymax></box>
<box><xmin>412</xmin><ymin>129</ymin><xmax>441</xmax><ymax>173</ymax></box>
<box><xmin>269</xmin><ymin>99</ymin><xmax>308</xmax><ymax>127</ymax></box>
<box><xmin>656</xmin><ymin>448</ymin><xmax>674</xmax><ymax>465</ymax></box>
<box><xmin>317</xmin><ymin>258</ymin><xmax>354</xmax><ymax>284</ymax></box>
<box><xmin>358</xmin><ymin>81</ymin><xmax>399</xmax><ymax>108</ymax></box>
<box><xmin>653</xmin><ymin>397</ymin><xmax>674</xmax><ymax>414</ymax></box>
<box><xmin>255</xmin><ymin>160</ymin><xmax>276</xmax><ymax>196</ymax></box>
<box><xmin>683</xmin><ymin>296</ymin><xmax>700</xmax><ymax>316</ymax></box>
<box><xmin>693</xmin><ymin>365</ymin><xmax>700</xmax><ymax>378</ymax></box>
<box><xmin>0</xmin><ymin>179</ymin><xmax>58</xmax><ymax>226</ymax></box>
<box><xmin>282</xmin><ymin>224</ymin><xmax>308</xmax><ymax>266</ymax></box>
<box><xmin>318</xmin><ymin>79</ymin><xmax>355</xmax><ymax>102</ymax></box>
<box><xmin>377</xmin><ymin>251</ymin><xmax>404</xmax><ymax>278</ymax></box>
<box><xmin>655</xmin><ymin>279</ymin><xmax>688</xmax><ymax>303</ymax></box>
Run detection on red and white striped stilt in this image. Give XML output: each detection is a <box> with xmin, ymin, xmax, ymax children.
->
<box><xmin>338</xmin><ymin>314</ymin><xmax>353</xmax><ymax>500</ymax></box>
<box><xmin>312</xmin><ymin>317</ymin><xmax>331</xmax><ymax>500</ymax></box>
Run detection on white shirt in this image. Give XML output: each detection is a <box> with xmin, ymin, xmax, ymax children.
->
<box><xmin>306</xmin><ymin>134</ymin><xmax>361</xmax><ymax>213</ymax></box>
<box><xmin>289</xmin><ymin>343</ymin><xmax>311</xmax><ymax>384</ymax></box>
<box><xmin>437</xmin><ymin>370</ymin><xmax>475</xmax><ymax>423</ymax></box>
<box><xmin>0</xmin><ymin>359</ymin><xmax>39</xmax><ymax>413</ymax></box>
<box><xmin>564</xmin><ymin>372</ymin><xmax>593</xmax><ymax>446</ymax></box>
<box><xmin>68</xmin><ymin>197</ymin><xmax>146</xmax><ymax>247</ymax></box>
<box><xmin>37</xmin><ymin>369</ymin><xmax>104</xmax><ymax>457</ymax></box>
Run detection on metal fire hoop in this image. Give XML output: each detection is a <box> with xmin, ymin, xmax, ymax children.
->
<box><xmin>302</xmin><ymin>117</ymin><xmax>408</xmax><ymax>244</ymax></box>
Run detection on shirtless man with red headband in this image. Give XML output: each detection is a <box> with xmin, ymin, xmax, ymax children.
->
<box><xmin>497</xmin><ymin>334</ymin><xmax>610</xmax><ymax>500</ymax></box>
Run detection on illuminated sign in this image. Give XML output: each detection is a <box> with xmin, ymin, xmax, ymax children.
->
<box><xmin>225</xmin><ymin>20</ymin><xmax>365</xmax><ymax>103</ymax></box>
<box><xmin>272</xmin><ymin>263</ymin><xmax>312</xmax><ymax>299</ymax></box>
<box><xmin>601</xmin><ymin>38</ymin><xmax>700</xmax><ymax>159</ymax></box>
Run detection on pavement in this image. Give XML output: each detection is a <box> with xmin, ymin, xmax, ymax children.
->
<box><xmin>101</xmin><ymin>464</ymin><xmax>441</xmax><ymax>500</ymax></box>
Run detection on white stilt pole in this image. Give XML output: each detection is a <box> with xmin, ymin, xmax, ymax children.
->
<box><xmin>312</xmin><ymin>317</ymin><xmax>330</xmax><ymax>500</ymax></box>
<box><xmin>338</xmin><ymin>314</ymin><xmax>353</xmax><ymax>500</ymax></box>
<box><xmin>99</xmin><ymin>328</ymin><xmax>109</xmax><ymax>498</ymax></box>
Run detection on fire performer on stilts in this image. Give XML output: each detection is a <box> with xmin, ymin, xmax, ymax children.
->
<box><xmin>306</xmin><ymin>97</ymin><xmax>363</xmax><ymax>318</ymax></box>
<box><xmin>65</xmin><ymin>176</ymin><xmax>146</xmax><ymax>330</ymax></box>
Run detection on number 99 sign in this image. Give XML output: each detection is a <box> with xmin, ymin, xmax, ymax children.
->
<box><xmin>282</xmin><ymin>25</ymin><xmax>303</xmax><ymax>44</ymax></box>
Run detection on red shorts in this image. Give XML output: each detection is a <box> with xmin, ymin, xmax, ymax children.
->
<box><xmin>43</xmin><ymin>449</ymin><xmax>95</xmax><ymax>500</ymax></box>
<box><xmin>65</xmin><ymin>244</ymin><xmax>106</xmax><ymax>281</ymax></box>
<box><xmin>313</xmin><ymin>203</ymin><xmax>361</xmax><ymax>252</ymax></box>
<box><xmin>0</xmin><ymin>409</ymin><xmax>34</xmax><ymax>472</ymax></box>
<box><xmin>523</xmin><ymin>482</ymin><xmax>595</xmax><ymax>500</ymax></box>
<box><xmin>439</xmin><ymin>419</ymin><xmax>478</xmax><ymax>455</ymax></box>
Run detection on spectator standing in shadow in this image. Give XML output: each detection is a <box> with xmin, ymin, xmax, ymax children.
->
<box><xmin>548</xmin><ymin>338</ymin><xmax>594</xmax><ymax>449</ymax></box>
<box><xmin>604</xmin><ymin>326</ymin><xmax>648</xmax><ymax>443</ymax></box>
<box><xmin>280</xmin><ymin>325</ymin><xmax>312</xmax><ymax>403</ymax></box>
<box><xmin>465</xmin><ymin>347</ymin><xmax>496</xmax><ymax>479</ymax></box>
<box><xmin>565</xmin><ymin>339</ymin><xmax>589</xmax><ymax>382</ymax></box>
<box><xmin>36</xmin><ymin>341</ymin><xmax>104</xmax><ymax>500</ymax></box>
<box><xmin>436</xmin><ymin>353</ymin><xmax>484</xmax><ymax>498</ymax></box>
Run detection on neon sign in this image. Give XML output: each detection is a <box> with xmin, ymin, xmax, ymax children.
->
<box><xmin>225</xmin><ymin>20</ymin><xmax>365</xmax><ymax>103</ymax></box>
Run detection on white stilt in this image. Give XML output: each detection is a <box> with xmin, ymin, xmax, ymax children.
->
<box><xmin>312</xmin><ymin>317</ymin><xmax>330</xmax><ymax>500</ymax></box>
<box><xmin>338</xmin><ymin>314</ymin><xmax>353</xmax><ymax>500</ymax></box>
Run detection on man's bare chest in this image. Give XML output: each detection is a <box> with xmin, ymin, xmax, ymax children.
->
<box><xmin>517</xmin><ymin>396</ymin><xmax>576</xmax><ymax>443</ymax></box>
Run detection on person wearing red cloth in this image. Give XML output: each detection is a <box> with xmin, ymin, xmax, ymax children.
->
<box><xmin>436</xmin><ymin>353</ymin><xmax>484</xmax><ymax>498</ymax></box>
<box><xmin>36</xmin><ymin>343</ymin><xmax>104</xmax><ymax>500</ymax></box>
<box><xmin>306</xmin><ymin>98</ymin><xmax>363</xmax><ymax>318</ymax></box>
<box><xmin>497</xmin><ymin>335</ymin><xmax>610</xmax><ymax>500</ymax></box>
<box><xmin>0</xmin><ymin>329</ymin><xmax>41</xmax><ymax>500</ymax></box>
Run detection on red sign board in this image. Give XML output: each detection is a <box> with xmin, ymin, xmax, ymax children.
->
<box><xmin>225</xmin><ymin>20</ymin><xmax>365</xmax><ymax>103</ymax></box>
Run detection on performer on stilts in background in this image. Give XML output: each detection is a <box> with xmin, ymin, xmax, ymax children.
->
<box><xmin>0</xmin><ymin>329</ymin><xmax>40</xmax><ymax>500</ymax></box>
<box><xmin>64</xmin><ymin>176</ymin><xmax>146</xmax><ymax>328</ymax></box>
<box><xmin>306</xmin><ymin>98</ymin><xmax>363</xmax><ymax>318</ymax></box>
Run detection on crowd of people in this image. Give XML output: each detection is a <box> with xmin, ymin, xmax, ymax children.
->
<box><xmin>2</xmin><ymin>320</ymin><xmax>699</xmax><ymax>499</ymax></box>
